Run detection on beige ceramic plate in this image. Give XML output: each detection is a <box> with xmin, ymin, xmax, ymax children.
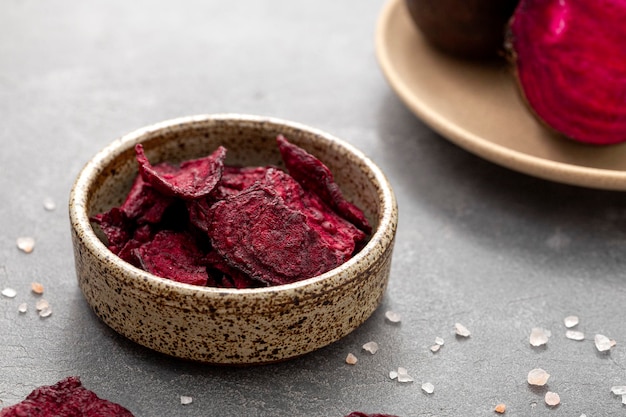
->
<box><xmin>376</xmin><ymin>0</ymin><xmax>626</xmax><ymax>190</ymax></box>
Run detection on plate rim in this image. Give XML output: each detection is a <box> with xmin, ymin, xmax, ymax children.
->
<box><xmin>375</xmin><ymin>0</ymin><xmax>626</xmax><ymax>191</ymax></box>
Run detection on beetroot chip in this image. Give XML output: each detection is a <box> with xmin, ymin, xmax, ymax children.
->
<box><xmin>120</xmin><ymin>170</ymin><xmax>175</xmax><ymax>224</ymax></box>
<box><xmin>204</xmin><ymin>251</ymin><xmax>263</xmax><ymax>289</ymax></box>
<box><xmin>208</xmin><ymin>185</ymin><xmax>342</xmax><ymax>285</ymax></box>
<box><xmin>134</xmin><ymin>230</ymin><xmax>208</xmax><ymax>286</ymax></box>
<box><xmin>215</xmin><ymin>165</ymin><xmax>270</xmax><ymax>199</ymax></box>
<box><xmin>262</xmin><ymin>168</ymin><xmax>366</xmax><ymax>263</ymax></box>
<box><xmin>0</xmin><ymin>376</ymin><xmax>134</xmax><ymax>417</ymax></box>
<box><xmin>277</xmin><ymin>135</ymin><xmax>371</xmax><ymax>234</ymax></box>
<box><xmin>135</xmin><ymin>144</ymin><xmax>226</xmax><ymax>199</ymax></box>
<box><xmin>90</xmin><ymin>208</ymin><xmax>132</xmax><ymax>255</ymax></box>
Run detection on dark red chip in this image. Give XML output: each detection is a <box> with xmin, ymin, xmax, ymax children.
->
<box><xmin>262</xmin><ymin>168</ymin><xmax>366</xmax><ymax>263</ymax></box>
<box><xmin>208</xmin><ymin>185</ymin><xmax>342</xmax><ymax>285</ymax></box>
<box><xmin>134</xmin><ymin>230</ymin><xmax>208</xmax><ymax>286</ymax></box>
<box><xmin>276</xmin><ymin>135</ymin><xmax>372</xmax><ymax>234</ymax></box>
<box><xmin>215</xmin><ymin>165</ymin><xmax>270</xmax><ymax>199</ymax></box>
<box><xmin>0</xmin><ymin>376</ymin><xmax>134</xmax><ymax>417</ymax></box>
<box><xmin>135</xmin><ymin>144</ymin><xmax>226</xmax><ymax>200</ymax></box>
<box><xmin>120</xmin><ymin>170</ymin><xmax>175</xmax><ymax>224</ymax></box>
<box><xmin>204</xmin><ymin>251</ymin><xmax>263</xmax><ymax>289</ymax></box>
<box><xmin>90</xmin><ymin>208</ymin><xmax>132</xmax><ymax>255</ymax></box>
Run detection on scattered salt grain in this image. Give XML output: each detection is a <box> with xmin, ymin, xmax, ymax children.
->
<box><xmin>610</xmin><ymin>339</ymin><xmax>617</xmax><ymax>347</ymax></box>
<box><xmin>389</xmin><ymin>370</ymin><xmax>398</xmax><ymax>380</ymax></box>
<box><xmin>43</xmin><ymin>198</ymin><xmax>56</xmax><ymax>211</ymax></box>
<box><xmin>345</xmin><ymin>353</ymin><xmax>358</xmax><ymax>365</ymax></box>
<box><xmin>564</xmin><ymin>315</ymin><xmax>579</xmax><ymax>328</ymax></box>
<box><xmin>622</xmin><ymin>395</ymin><xmax>626</xmax><ymax>405</ymax></box>
<box><xmin>35</xmin><ymin>299</ymin><xmax>49</xmax><ymax>311</ymax></box>
<box><xmin>434</xmin><ymin>337</ymin><xmax>444</xmax><ymax>346</ymax></box>
<box><xmin>454</xmin><ymin>323</ymin><xmax>471</xmax><ymax>338</ymax></box>
<box><xmin>396</xmin><ymin>367</ymin><xmax>413</xmax><ymax>383</ymax></box>
<box><xmin>180</xmin><ymin>396</ymin><xmax>192</xmax><ymax>405</ymax></box>
<box><xmin>595</xmin><ymin>334</ymin><xmax>612</xmax><ymax>352</ymax></box>
<box><xmin>565</xmin><ymin>330</ymin><xmax>585</xmax><ymax>341</ymax></box>
<box><xmin>39</xmin><ymin>307</ymin><xmax>52</xmax><ymax>318</ymax></box>
<box><xmin>2</xmin><ymin>288</ymin><xmax>17</xmax><ymax>298</ymax></box>
<box><xmin>18</xmin><ymin>303</ymin><xmax>28</xmax><ymax>313</ymax></box>
<box><xmin>611</xmin><ymin>386</ymin><xmax>626</xmax><ymax>395</ymax></box>
<box><xmin>385</xmin><ymin>310</ymin><xmax>401</xmax><ymax>323</ymax></box>
<box><xmin>31</xmin><ymin>282</ymin><xmax>44</xmax><ymax>295</ymax></box>
<box><xmin>527</xmin><ymin>368</ymin><xmax>550</xmax><ymax>386</ymax></box>
<box><xmin>421</xmin><ymin>382</ymin><xmax>434</xmax><ymax>394</ymax></box>
<box><xmin>362</xmin><ymin>341</ymin><xmax>379</xmax><ymax>354</ymax></box>
<box><xmin>544</xmin><ymin>391</ymin><xmax>560</xmax><ymax>407</ymax></box>
<box><xmin>494</xmin><ymin>403</ymin><xmax>506</xmax><ymax>414</ymax></box>
<box><xmin>16</xmin><ymin>237</ymin><xmax>35</xmax><ymax>254</ymax></box>
<box><xmin>430</xmin><ymin>344</ymin><xmax>441</xmax><ymax>353</ymax></box>
<box><xmin>529</xmin><ymin>327</ymin><xmax>551</xmax><ymax>347</ymax></box>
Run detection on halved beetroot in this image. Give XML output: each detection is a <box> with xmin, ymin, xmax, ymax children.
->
<box><xmin>508</xmin><ymin>0</ymin><xmax>626</xmax><ymax>145</ymax></box>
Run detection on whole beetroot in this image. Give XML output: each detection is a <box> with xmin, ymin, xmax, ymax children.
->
<box><xmin>508</xmin><ymin>0</ymin><xmax>626</xmax><ymax>145</ymax></box>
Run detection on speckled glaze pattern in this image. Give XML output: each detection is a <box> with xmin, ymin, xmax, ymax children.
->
<box><xmin>69</xmin><ymin>114</ymin><xmax>398</xmax><ymax>364</ymax></box>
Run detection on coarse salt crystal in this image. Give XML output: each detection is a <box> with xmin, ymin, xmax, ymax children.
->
<box><xmin>180</xmin><ymin>396</ymin><xmax>192</xmax><ymax>405</ymax></box>
<box><xmin>397</xmin><ymin>367</ymin><xmax>413</xmax><ymax>383</ymax></box>
<box><xmin>35</xmin><ymin>299</ymin><xmax>49</xmax><ymax>311</ymax></box>
<box><xmin>565</xmin><ymin>330</ymin><xmax>585</xmax><ymax>341</ymax></box>
<box><xmin>545</xmin><ymin>391</ymin><xmax>560</xmax><ymax>406</ymax></box>
<box><xmin>454</xmin><ymin>323</ymin><xmax>471</xmax><ymax>337</ymax></box>
<box><xmin>31</xmin><ymin>282</ymin><xmax>44</xmax><ymax>295</ymax></box>
<box><xmin>611</xmin><ymin>386</ymin><xmax>626</xmax><ymax>395</ymax></box>
<box><xmin>16</xmin><ymin>237</ymin><xmax>35</xmax><ymax>253</ymax></box>
<box><xmin>18</xmin><ymin>303</ymin><xmax>27</xmax><ymax>313</ymax></box>
<box><xmin>529</xmin><ymin>327</ymin><xmax>550</xmax><ymax>347</ymax></box>
<box><xmin>39</xmin><ymin>307</ymin><xmax>52</xmax><ymax>318</ymax></box>
<box><xmin>622</xmin><ymin>395</ymin><xmax>626</xmax><ymax>405</ymax></box>
<box><xmin>595</xmin><ymin>334</ymin><xmax>612</xmax><ymax>352</ymax></box>
<box><xmin>385</xmin><ymin>310</ymin><xmax>401</xmax><ymax>323</ymax></box>
<box><xmin>494</xmin><ymin>403</ymin><xmax>506</xmax><ymax>414</ymax></box>
<box><xmin>421</xmin><ymin>382</ymin><xmax>434</xmax><ymax>394</ymax></box>
<box><xmin>362</xmin><ymin>341</ymin><xmax>379</xmax><ymax>354</ymax></box>
<box><xmin>345</xmin><ymin>353</ymin><xmax>358</xmax><ymax>365</ymax></box>
<box><xmin>43</xmin><ymin>198</ymin><xmax>56</xmax><ymax>211</ymax></box>
<box><xmin>564</xmin><ymin>315</ymin><xmax>579</xmax><ymax>328</ymax></box>
<box><xmin>434</xmin><ymin>337</ymin><xmax>444</xmax><ymax>346</ymax></box>
<box><xmin>389</xmin><ymin>371</ymin><xmax>398</xmax><ymax>380</ymax></box>
<box><xmin>527</xmin><ymin>368</ymin><xmax>550</xmax><ymax>386</ymax></box>
<box><xmin>430</xmin><ymin>344</ymin><xmax>441</xmax><ymax>353</ymax></box>
<box><xmin>2</xmin><ymin>288</ymin><xmax>17</xmax><ymax>298</ymax></box>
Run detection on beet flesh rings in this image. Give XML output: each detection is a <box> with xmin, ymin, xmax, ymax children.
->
<box><xmin>0</xmin><ymin>377</ymin><xmax>134</xmax><ymax>417</ymax></box>
<box><xmin>92</xmin><ymin>136</ymin><xmax>370</xmax><ymax>287</ymax></box>
<box><xmin>509</xmin><ymin>0</ymin><xmax>626</xmax><ymax>145</ymax></box>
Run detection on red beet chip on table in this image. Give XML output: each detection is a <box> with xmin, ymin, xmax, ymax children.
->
<box><xmin>0</xmin><ymin>376</ymin><xmax>134</xmax><ymax>417</ymax></box>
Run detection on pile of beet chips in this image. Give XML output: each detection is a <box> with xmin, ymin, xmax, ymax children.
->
<box><xmin>92</xmin><ymin>135</ymin><xmax>371</xmax><ymax>288</ymax></box>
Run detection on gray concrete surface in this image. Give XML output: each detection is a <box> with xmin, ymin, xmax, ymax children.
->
<box><xmin>1</xmin><ymin>1</ymin><xmax>625</xmax><ymax>416</ymax></box>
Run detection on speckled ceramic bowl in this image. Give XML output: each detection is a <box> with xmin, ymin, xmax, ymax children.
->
<box><xmin>69</xmin><ymin>114</ymin><xmax>397</xmax><ymax>364</ymax></box>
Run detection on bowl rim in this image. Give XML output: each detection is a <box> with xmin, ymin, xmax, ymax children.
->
<box><xmin>69</xmin><ymin>113</ymin><xmax>398</xmax><ymax>301</ymax></box>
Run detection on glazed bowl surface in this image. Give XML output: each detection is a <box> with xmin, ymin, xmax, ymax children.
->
<box><xmin>69</xmin><ymin>114</ymin><xmax>398</xmax><ymax>364</ymax></box>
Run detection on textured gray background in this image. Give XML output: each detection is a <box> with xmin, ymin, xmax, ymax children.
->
<box><xmin>1</xmin><ymin>1</ymin><xmax>625</xmax><ymax>416</ymax></box>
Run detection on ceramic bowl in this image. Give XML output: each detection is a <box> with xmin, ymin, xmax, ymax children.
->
<box><xmin>69</xmin><ymin>114</ymin><xmax>398</xmax><ymax>364</ymax></box>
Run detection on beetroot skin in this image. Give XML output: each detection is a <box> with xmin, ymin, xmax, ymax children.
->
<box><xmin>509</xmin><ymin>0</ymin><xmax>626</xmax><ymax>145</ymax></box>
<box><xmin>0</xmin><ymin>376</ymin><xmax>134</xmax><ymax>417</ymax></box>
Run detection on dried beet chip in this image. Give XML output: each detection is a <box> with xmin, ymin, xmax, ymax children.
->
<box><xmin>276</xmin><ymin>135</ymin><xmax>371</xmax><ymax>234</ymax></box>
<box><xmin>187</xmin><ymin>197</ymin><xmax>214</xmax><ymax>234</ymax></box>
<box><xmin>204</xmin><ymin>251</ymin><xmax>263</xmax><ymax>289</ymax></box>
<box><xmin>215</xmin><ymin>165</ymin><xmax>271</xmax><ymax>199</ymax></box>
<box><xmin>0</xmin><ymin>376</ymin><xmax>134</xmax><ymax>417</ymax></box>
<box><xmin>90</xmin><ymin>208</ymin><xmax>132</xmax><ymax>255</ymax></box>
<box><xmin>134</xmin><ymin>230</ymin><xmax>208</xmax><ymax>286</ymax></box>
<box><xmin>208</xmin><ymin>185</ymin><xmax>342</xmax><ymax>285</ymax></box>
<box><xmin>135</xmin><ymin>144</ymin><xmax>226</xmax><ymax>199</ymax></box>
<box><xmin>262</xmin><ymin>168</ymin><xmax>366</xmax><ymax>262</ymax></box>
<box><xmin>120</xmin><ymin>170</ymin><xmax>175</xmax><ymax>224</ymax></box>
<box><xmin>116</xmin><ymin>224</ymin><xmax>155</xmax><ymax>267</ymax></box>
